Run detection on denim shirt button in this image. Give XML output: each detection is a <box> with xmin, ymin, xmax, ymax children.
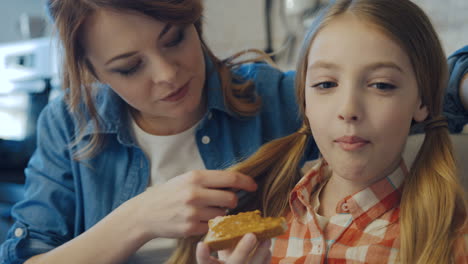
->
<box><xmin>207</xmin><ymin>112</ymin><xmax>213</xmax><ymax>120</ymax></box>
<box><xmin>202</xmin><ymin>136</ymin><xmax>211</xmax><ymax>144</ymax></box>
<box><xmin>14</xmin><ymin>228</ymin><xmax>24</xmax><ymax>238</ymax></box>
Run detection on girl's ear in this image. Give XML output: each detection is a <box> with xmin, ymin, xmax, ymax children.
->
<box><xmin>413</xmin><ymin>100</ymin><xmax>429</xmax><ymax>122</ymax></box>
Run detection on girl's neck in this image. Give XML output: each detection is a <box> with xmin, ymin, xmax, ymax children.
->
<box><xmin>318</xmin><ymin>160</ymin><xmax>401</xmax><ymax>218</ymax></box>
<box><xmin>318</xmin><ymin>175</ymin><xmax>367</xmax><ymax>218</ymax></box>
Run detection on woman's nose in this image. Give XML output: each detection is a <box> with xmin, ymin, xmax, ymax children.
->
<box><xmin>151</xmin><ymin>56</ymin><xmax>179</xmax><ymax>85</ymax></box>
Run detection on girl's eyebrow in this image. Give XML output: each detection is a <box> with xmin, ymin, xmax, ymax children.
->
<box><xmin>365</xmin><ymin>62</ymin><xmax>404</xmax><ymax>73</ymax></box>
<box><xmin>307</xmin><ymin>61</ymin><xmax>404</xmax><ymax>73</ymax></box>
<box><xmin>307</xmin><ymin>61</ymin><xmax>340</xmax><ymax>72</ymax></box>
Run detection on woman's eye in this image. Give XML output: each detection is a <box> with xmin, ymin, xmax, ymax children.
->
<box><xmin>371</xmin><ymin>82</ymin><xmax>397</xmax><ymax>90</ymax></box>
<box><xmin>312</xmin><ymin>81</ymin><xmax>337</xmax><ymax>89</ymax></box>
<box><xmin>165</xmin><ymin>29</ymin><xmax>185</xmax><ymax>47</ymax></box>
<box><xmin>114</xmin><ymin>61</ymin><xmax>142</xmax><ymax>77</ymax></box>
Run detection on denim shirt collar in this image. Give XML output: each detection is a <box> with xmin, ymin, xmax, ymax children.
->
<box><xmin>82</xmin><ymin>53</ymin><xmax>232</xmax><ymax>144</ymax></box>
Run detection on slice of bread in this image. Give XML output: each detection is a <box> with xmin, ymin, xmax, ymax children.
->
<box><xmin>204</xmin><ymin>210</ymin><xmax>287</xmax><ymax>251</ymax></box>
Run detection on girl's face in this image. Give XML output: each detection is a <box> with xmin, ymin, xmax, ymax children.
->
<box><xmin>305</xmin><ymin>13</ymin><xmax>428</xmax><ymax>186</ymax></box>
<box><xmin>83</xmin><ymin>9</ymin><xmax>206</xmax><ymax>131</ymax></box>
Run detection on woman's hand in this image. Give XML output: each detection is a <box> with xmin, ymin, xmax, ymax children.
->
<box><xmin>196</xmin><ymin>233</ymin><xmax>272</xmax><ymax>264</ymax></box>
<box><xmin>128</xmin><ymin>170</ymin><xmax>257</xmax><ymax>240</ymax></box>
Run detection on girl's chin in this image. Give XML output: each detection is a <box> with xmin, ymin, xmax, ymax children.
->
<box><xmin>329</xmin><ymin>163</ymin><xmax>370</xmax><ymax>178</ymax></box>
<box><xmin>328</xmin><ymin>156</ymin><xmax>369</xmax><ymax>170</ymax></box>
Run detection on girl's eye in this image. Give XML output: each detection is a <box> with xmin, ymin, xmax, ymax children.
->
<box><xmin>113</xmin><ymin>61</ymin><xmax>142</xmax><ymax>77</ymax></box>
<box><xmin>311</xmin><ymin>81</ymin><xmax>337</xmax><ymax>89</ymax></box>
<box><xmin>370</xmin><ymin>82</ymin><xmax>397</xmax><ymax>90</ymax></box>
<box><xmin>165</xmin><ymin>28</ymin><xmax>185</xmax><ymax>47</ymax></box>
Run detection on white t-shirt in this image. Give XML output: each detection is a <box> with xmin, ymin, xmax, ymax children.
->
<box><xmin>129</xmin><ymin>117</ymin><xmax>206</xmax><ymax>264</ymax></box>
<box><xmin>131</xmin><ymin>117</ymin><xmax>206</xmax><ymax>185</ymax></box>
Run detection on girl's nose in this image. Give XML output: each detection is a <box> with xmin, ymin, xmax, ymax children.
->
<box><xmin>337</xmin><ymin>90</ymin><xmax>362</xmax><ymax>122</ymax></box>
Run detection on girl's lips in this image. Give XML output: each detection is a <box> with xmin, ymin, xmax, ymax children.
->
<box><xmin>334</xmin><ymin>136</ymin><xmax>370</xmax><ymax>151</ymax></box>
<box><xmin>337</xmin><ymin>141</ymin><xmax>369</xmax><ymax>151</ymax></box>
<box><xmin>161</xmin><ymin>80</ymin><xmax>190</xmax><ymax>102</ymax></box>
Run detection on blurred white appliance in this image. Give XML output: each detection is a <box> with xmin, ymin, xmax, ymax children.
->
<box><xmin>0</xmin><ymin>37</ymin><xmax>58</xmax><ymax>95</ymax></box>
<box><xmin>284</xmin><ymin>0</ymin><xmax>320</xmax><ymax>16</ymax></box>
<box><xmin>0</xmin><ymin>37</ymin><xmax>59</xmax><ymax>168</ymax></box>
<box><xmin>277</xmin><ymin>0</ymin><xmax>325</xmax><ymax>65</ymax></box>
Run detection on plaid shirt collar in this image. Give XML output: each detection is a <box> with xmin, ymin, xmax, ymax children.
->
<box><xmin>289</xmin><ymin>158</ymin><xmax>408</xmax><ymax>230</ymax></box>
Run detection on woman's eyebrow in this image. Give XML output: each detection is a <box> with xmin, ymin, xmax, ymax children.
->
<box><xmin>105</xmin><ymin>51</ymin><xmax>138</xmax><ymax>66</ymax></box>
<box><xmin>157</xmin><ymin>23</ymin><xmax>172</xmax><ymax>40</ymax></box>
<box><xmin>104</xmin><ymin>24</ymin><xmax>173</xmax><ymax>66</ymax></box>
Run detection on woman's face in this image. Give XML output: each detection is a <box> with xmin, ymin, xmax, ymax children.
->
<box><xmin>304</xmin><ymin>13</ymin><xmax>428</xmax><ymax>186</ymax></box>
<box><xmin>83</xmin><ymin>9</ymin><xmax>206</xmax><ymax>133</ymax></box>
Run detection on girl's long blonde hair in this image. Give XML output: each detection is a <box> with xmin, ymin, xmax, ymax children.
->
<box><xmin>47</xmin><ymin>0</ymin><xmax>262</xmax><ymax>160</ymax></box>
<box><xmin>170</xmin><ymin>0</ymin><xmax>467</xmax><ymax>263</ymax></box>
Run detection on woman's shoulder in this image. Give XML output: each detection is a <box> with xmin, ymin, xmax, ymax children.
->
<box><xmin>233</xmin><ymin>63</ymin><xmax>295</xmax><ymax>81</ymax></box>
<box><xmin>449</xmin><ymin>45</ymin><xmax>468</xmax><ymax>59</ymax></box>
<box><xmin>39</xmin><ymin>85</ymin><xmax>124</xmax><ymax>134</ymax></box>
<box><xmin>233</xmin><ymin>63</ymin><xmax>296</xmax><ymax>97</ymax></box>
<box><xmin>39</xmin><ymin>92</ymin><xmax>74</xmax><ymax>125</ymax></box>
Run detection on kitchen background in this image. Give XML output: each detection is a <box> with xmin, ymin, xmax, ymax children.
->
<box><xmin>0</xmin><ymin>0</ymin><xmax>467</xmax><ymax>243</ymax></box>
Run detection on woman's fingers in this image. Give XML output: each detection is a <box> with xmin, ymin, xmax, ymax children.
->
<box><xmin>188</xmin><ymin>188</ymin><xmax>239</xmax><ymax>209</ymax></box>
<box><xmin>196</xmin><ymin>207</ymin><xmax>227</xmax><ymax>222</ymax></box>
<box><xmin>185</xmin><ymin>170</ymin><xmax>257</xmax><ymax>191</ymax></box>
<box><xmin>138</xmin><ymin>169</ymin><xmax>257</xmax><ymax>238</ymax></box>
<box><xmin>176</xmin><ymin>207</ymin><xmax>225</xmax><ymax>236</ymax></box>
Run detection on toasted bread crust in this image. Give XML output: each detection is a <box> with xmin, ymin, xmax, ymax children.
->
<box><xmin>204</xmin><ymin>210</ymin><xmax>287</xmax><ymax>251</ymax></box>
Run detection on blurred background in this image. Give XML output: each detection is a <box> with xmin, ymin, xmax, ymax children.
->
<box><xmin>203</xmin><ymin>0</ymin><xmax>468</xmax><ymax>68</ymax></box>
<box><xmin>0</xmin><ymin>0</ymin><xmax>467</xmax><ymax>243</ymax></box>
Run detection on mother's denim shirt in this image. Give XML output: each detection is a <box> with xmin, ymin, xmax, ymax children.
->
<box><xmin>0</xmin><ymin>61</ymin><xmax>318</xmax><ymax>263</ymax></box>
<box><xmin>444</xmin><ymin>45</ymin><xmax>468</xmax><ymax>132</ymax></box>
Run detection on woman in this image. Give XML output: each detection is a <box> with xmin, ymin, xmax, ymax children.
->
<box><xmin>0</xmin><ymin>0</ymin><xmax>311</xmax><ymax>263</ymax></box>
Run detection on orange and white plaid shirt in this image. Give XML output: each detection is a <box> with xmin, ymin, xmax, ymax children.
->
<box><xmin>270</xmin><ymin>158</ymin><xmax>468</xmax><ymax>264</ymax></box>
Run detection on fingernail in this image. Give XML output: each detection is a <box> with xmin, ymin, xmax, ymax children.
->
<box><xmin>244</xmin><ymin>233</ymin><xmax>257</xmax><ymax>245</ymax></box>
<box><xmin>197</xmin><ymin>242</ymin><xmax>205</xmax><ymax>251</ymax></box>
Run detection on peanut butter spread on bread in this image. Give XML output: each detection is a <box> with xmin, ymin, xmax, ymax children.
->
<box><xmin>204</xmin><ymin>210</ymin><xmax>287</xmax><ymax>251</ymax></box>
<box><xmin>210</xmin><ymin>210</ymin><xmax>283</xmax><ymax>239</ymax></box>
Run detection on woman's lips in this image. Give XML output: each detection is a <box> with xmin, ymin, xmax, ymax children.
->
<box><xmin>334</xmin><ymin>136</ymin><xmax>370</xmax><ymax>151</ymax></box>
<box><xmin>160</xmin><ymin>80</ymin><xmax>190</xmax><ymax>102</ymax></box>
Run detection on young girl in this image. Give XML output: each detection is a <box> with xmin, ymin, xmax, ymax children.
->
<box><xmin>194</xmin><ymin>0</ymin><xmax>468</xmax><ymax>263</ymax></box>
<box><xmin>0</xmin><ymin>1</ymin><xmax>307</xmax><ymax>263</ymax></box>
